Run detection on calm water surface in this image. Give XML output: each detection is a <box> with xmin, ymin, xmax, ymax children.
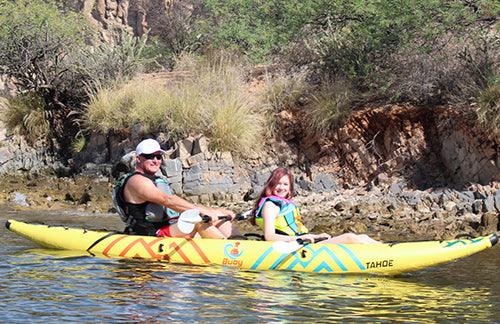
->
<box><xmin>1</xmin><ymin>205</ymin><xmax>498</xmax><ymax>323</ymax></box>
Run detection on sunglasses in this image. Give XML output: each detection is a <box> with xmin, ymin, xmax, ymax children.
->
<box><xmin>140</xmin><ymin>153</ymin><xmax>163</xmax><ymax>160</ymax></box>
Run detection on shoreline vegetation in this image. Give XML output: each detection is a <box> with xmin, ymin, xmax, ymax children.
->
<box><xmin>0</xmin><ymin>1</ymin><xmax>499</xmax><ymax>240</ymax></box>
<box><xmin>0</xmin><ymin>0</ymin><xmax>498</xmax><ymax>153</ymax></box>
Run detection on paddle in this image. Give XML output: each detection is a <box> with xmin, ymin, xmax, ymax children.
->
<box><xmin>177</xmin><ymin>209</ymin><xmax>250</xmax><ymax>233</ymax></box>
<box><xmin>272</xmin><ymin>237</ymin><xmax>328</xmax><ymax>254</ymax></box>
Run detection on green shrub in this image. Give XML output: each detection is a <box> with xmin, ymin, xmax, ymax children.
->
<box><xmin>0</xmin><ymin>0</ymin><xmax>91</xmax><ymax>145</ymax></box>
<box><xmin>203</xmin><ymin>0</ymin><xmax>320</xmax><ymax>62</ymax></box>
<box><xmin>299</xmin><ymin>0</ymin><xmax>480</xmax><ymax>95</ymax></box>
<box><xmin>0</xmin><ymin>0</ymin><xmax>88</xmax><ymax>92</ymax></box>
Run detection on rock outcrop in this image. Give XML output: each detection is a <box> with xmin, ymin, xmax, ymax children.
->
<box><xmin>284</xmin><ymin>103</ymin><xmax>499</xmax><ymax>190</ymax></box>
<box><xmin>63</xmin><ymin>0</ymin><xmax>196</xmax><ymax>45</ymax></box>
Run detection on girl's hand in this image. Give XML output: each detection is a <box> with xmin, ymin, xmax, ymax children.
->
<box><xmin>299</xmin><ymin>234</ymin><xmax>320</xmax><ymax>243</ymax></box>
<box><xmin>300</xmin><ymin>233</ymin><xmax>331</xmax><ymax>243</ymax></box>
<box><xmin>315</xmin><ymin>233</ymin><xmax>332</xmax><ymax>240</ymax></box>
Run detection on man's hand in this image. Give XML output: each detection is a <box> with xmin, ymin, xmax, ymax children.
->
<box><xmin>199</xmin><ymin>207</ymin><xmax>235</xmax><ymax>223</ymax></box>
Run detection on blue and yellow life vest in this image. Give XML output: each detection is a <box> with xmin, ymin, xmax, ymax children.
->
<box><xmin>255</xmin><ymin>195</ymin><xmax>309</xmax><ymax>236</ymax></box>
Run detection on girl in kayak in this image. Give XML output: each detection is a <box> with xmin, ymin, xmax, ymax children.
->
<box><xmin>250</xmin><ymin>167</ymin><xmax>381</xmax><ymax>244</ymax></box>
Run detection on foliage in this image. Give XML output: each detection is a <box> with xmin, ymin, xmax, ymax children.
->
<box><xmin>0</xmin><ymin>0</ymin><xmax>88</xmax><ymax>93</ymax></box>
<box><xmin>261</xmin><ymin>68</ymin><xmax>309</xmax><ymax>112</ymax></box>
<box><xmin>0</xmin><ymin>0</ymin><xmax>91</xmax><ymax>148</ymax></box>
<box><xmin>151</xmin><ymin>0</ymin><xmax>206</xmax><ymax>55</ymax></box>
<box><xmin>3</xmin><ymin>92</ymin><xmax>51</xmax><ymax>143</ymax></box>
<box><xmin>0</xmin><ymin>1</ymin><xmax>159</xmax><ymax>149</ymax></box>
<box><xmin>199</xmin><ymin>0</ymin><xmax>498</xmax><ymax>104</ymax></box>
<box><xmin>291</xmin><ymin>0</ymin><xmax>499</xmax><ymax>106</ymax></box>
<box><xmin>83</xmin><ymin>54</ymin><xmax>264</xmax><ymax>155</ymax></box>
<box><xmin>203</xmin><ymin>0</ymin><xmax>320</xmax><ymax>62</ymax></box>
<box><xmin>1</xmin><ymin>0</ymin><xmax>499</xmax><ymax>155</ymax></box>
<box><xmin>259</xmin><ymin>67</ymin><xmax>357</xmax><ymax>134</ymax></box>
<box><xmin>71</xmin><ymin>135</ymin><xmax>87</xmax><ymax>153</ymax></box>
<box><xmin>386</xmin><ymin>26</ymin><xmax>499</xmax><ymax>105</ymax></box>
<box><xmin>457</xmin><ymin>28</ymin><xmax>499</xmax><ymax>91</ymax></box>
<box><xmin>308</xmin><ymin>79</ymin><xmax>355</xmax><ymax>134</ymax></box>
<box><xmin>72</xmin><ymin>27</ymin><xmax>158</xmax><ymax>88</ymax></box>
<box><xmin>304</xmin><ymin>0</ymin><xmax>471</xmax><ymax>86</ymax></box>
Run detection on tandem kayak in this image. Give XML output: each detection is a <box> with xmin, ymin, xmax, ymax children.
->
<box><xmin>5</xmin><ymin>219</ymin><xmax>498</xmax><ymax>275</ymax></box>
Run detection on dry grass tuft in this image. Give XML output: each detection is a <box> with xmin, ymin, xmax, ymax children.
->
<box><xmin>83</xmin><ymin>53</ymin><xmax>265</xmax><ymax>155</ymax></box>
<box><xmin>3</xmin><ymin>92</ymin><xmax>51</xmax><ymax>143</ymax></box>
<box><xmin>476</xmin><ymin>82</ymin><xmax>500</xmax><ymax>138</ymax></box>
<box><xmin>308</xmin><ymin>79</ymin><xmax>355</xmax><ymax>134</ymax></box>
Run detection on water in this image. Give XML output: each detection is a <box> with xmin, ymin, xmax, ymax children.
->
<box><xmin>1</xmin><ymin>205</ymin><xmax>498</xmax><ymax>323</ymax></box>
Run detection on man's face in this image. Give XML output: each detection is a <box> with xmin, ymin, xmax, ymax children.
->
<box><xmin>137</xmin><ymin>152</ymin><xmax>163</xmax><ymax>175</ymax></box>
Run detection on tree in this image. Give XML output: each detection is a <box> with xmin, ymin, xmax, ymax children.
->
<box><xmin>0</xmin><ymin>0</ymin><xmax>88</xmax><ymax>95</ymax></box>
<box><xmin>0</xmin><ymin>0</ymin><xmax>90</xmax><ymax>147</ymax></box>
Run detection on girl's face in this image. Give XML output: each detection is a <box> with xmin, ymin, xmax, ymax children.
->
<box><xmin>272</xmin><ymin>175</ymin><xmax>291</xmax><ymax>198</ymax></box>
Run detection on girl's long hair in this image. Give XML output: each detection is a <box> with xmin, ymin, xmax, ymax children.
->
<box><xmin>249</xmin><ymin>167</ymin><xmax>294</xmax><ymax>225</ymax></box>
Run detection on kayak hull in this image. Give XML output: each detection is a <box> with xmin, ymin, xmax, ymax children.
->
<box><xmin>5</xmin><ymin>219</ymin><xmax>497</xmax><ymax>275</ymax></box>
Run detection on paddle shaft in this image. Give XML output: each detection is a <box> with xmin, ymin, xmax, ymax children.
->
<box><xmin>200</xmin><ymin>214</ymin><xmax>247</xmax><ymax>222</ymax></box>
<box><xmin>297</xmin><ymin>236</ymin><xmax>328</xmax><ymax>244</ymax></box>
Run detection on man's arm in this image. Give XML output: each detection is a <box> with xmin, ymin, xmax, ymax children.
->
<box><xmin>124</xmin><ymin>174</ymin><xmax>234</xmax><ymax>221</ymax></box>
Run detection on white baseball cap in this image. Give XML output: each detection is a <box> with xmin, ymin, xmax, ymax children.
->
<box><xmin>135</xmin><ymin>139</ymin><xmax>167</xmax><ymax>156</ymax></box>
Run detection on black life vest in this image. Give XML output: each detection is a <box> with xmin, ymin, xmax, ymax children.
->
<box><xmin>112</xmin><ymin>172</ymin><xmax>178</xmax><ymax>235</ymax></box>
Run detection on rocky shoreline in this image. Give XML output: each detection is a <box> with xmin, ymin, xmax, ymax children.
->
<box><xmin>2</xmin><ymin>172</ymin><xmax>498</xmax><ymax>241</ymax></box>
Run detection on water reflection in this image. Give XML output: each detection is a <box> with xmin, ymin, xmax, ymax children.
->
<box><xmin>9</xmin><ymin>247</ymin><xmax>495</xmax><ymax>323</ymax></box>
<box><xmin>1</xmin><ymin>206</ymin><xmax>498</xmax><ymax>323</ymax></box>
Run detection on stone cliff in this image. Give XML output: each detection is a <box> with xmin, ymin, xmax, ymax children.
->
<box><xmin>285</xmin><ymin>103</ymin><xmax>499</xmax><ymax>189</ymax></box>
<box><xmin>65</xmin><ymin>0</ymin><xmax>195</xmax><ymax>42</ymax></box>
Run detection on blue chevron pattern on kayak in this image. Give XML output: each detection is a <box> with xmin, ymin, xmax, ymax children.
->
<box><xmin>249</xmin><ymin>244</ymin><xmax>367</xmax><ymax>272</ymax></box>
<box><xmin>444</xmin><ymin>237</ymin><xmax>483</xmax><ymax>247</ymax></box>
<box><xmin>338</xmin><ymin>244</ymin><xmax>366</xmax><ymax>270</ymax></box>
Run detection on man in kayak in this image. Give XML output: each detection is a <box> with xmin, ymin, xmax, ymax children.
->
<box><xmin>117</xmin><ymin>138</ymin><xmax>241</xmax><ymax>239</ymax></box>
<box><xmin>250</xmin><ymin>167</ymin><xmax>381</xmax><ymax>244</ymax></box>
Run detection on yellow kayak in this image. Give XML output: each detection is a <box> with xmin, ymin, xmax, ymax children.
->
<box><xmin>5</xmin><ymin>219</ymin><xmax>497</xmax><ymax>275</ymax></box>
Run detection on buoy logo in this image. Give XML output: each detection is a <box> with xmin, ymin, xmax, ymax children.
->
<box><xmin>224</xmin><ymin>241</ymin><xmax>244</xmax><ymax>259</ymax></box>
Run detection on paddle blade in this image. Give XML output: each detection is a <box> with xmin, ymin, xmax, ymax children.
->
<box><xmin>177</xmin><ymin>209</ymin><xmax>202</xmax><ymax>233</ymax></box>
<box><xmin>271</xmin><ymin>238</ymin><xmax>320</xmax><ymax>254</ymax></box>
<box><xmin>272</xmin><ymin>240</ymin><xmax>303</xmax><ymax>254</ymax></box>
